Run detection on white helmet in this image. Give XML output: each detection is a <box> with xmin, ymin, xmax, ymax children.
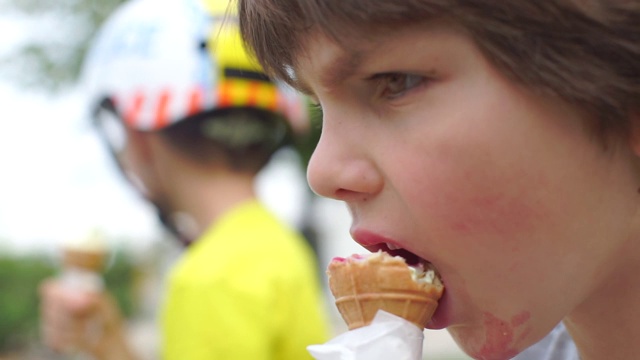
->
<box><xmin>81</xmin><ymin>0</ymin><xmax>307</xmax><ymax>131</ymax></box>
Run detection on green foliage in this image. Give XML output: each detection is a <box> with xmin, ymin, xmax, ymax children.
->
<box><xmin>0</xmin><ymin>254</ymin><xmax>54</xmax><ymax>353</ymax></box>
<box><xmin>289</xmin><ymin>106</ymin><xmax>322</xmax><ymax>170</ymax></box>
<box><xmin>0</xmin><ymin>0</ymin><xmax>125</xmax><ymax>91</ymax></box>
<box><xmin>285</xmin><ymin>105</ymin><xmax>322</xmax><ymax>187</ymax></box>
<box><xmin>0</xmin><ymin>251</ymin><xmax>136</xmax><ymax>353</ymax></box>
<box><xmin>103</xmin><ymin>250</ymin><xmax>137</xmax><ymax>317</ymax></box>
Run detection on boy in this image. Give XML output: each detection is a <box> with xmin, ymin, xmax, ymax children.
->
<box><xmin>39</xmin><ymin>0</ymin><xmax>329</xmax><ymax>359</ymax></box>
<box><xmin>238</xmin><ymin>1</ymin><xmax>640</xmax><ymax>359</ymax></box>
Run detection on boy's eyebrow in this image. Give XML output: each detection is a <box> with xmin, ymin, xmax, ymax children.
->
<box><xmin>320</xmin><ymin>51</ymin><xmax>364</xmax><ymax>89</ymax></box>
<box><xmin>296</xmin><ymin>49</ymin><xmax>365</xmax><ymax>97</ymax></box>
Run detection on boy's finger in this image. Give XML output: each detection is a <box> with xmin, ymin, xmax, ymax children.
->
<box><xmin>41</xmin><ymin>318</ymin><xmax>83</xmax><ymax>352</ymax></box>
<box><xmin>41</xmin><ymin>279</ymin><xmax>97</xmax><ymax>313</ymax></box>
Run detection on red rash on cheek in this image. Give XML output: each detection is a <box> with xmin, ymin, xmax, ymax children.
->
<box><xmin>472</xmin><ymin>311</ymin><xmax>531</xmax><ymax>360</ymax></box>
<box><xmin>448</xmin><ymin>194</ymin><xmax>541</xmax><ymax>237</ymax></box>
<box><xmin>417</xmin><ymin>162</ymin><xmax>550</xmax><ymax>241</ymax></box>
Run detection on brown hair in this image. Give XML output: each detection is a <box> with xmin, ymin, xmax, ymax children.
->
<box><xmin>239</xmin><ymin>0</ymin><xmax>640</xmax><ymax>132</ymax></box>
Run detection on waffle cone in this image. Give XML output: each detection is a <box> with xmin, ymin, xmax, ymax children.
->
<box><xmin>328</xmin><ymin>251</ymin><xmax>444</xmax><ymax>330</ymax></box>
<box><xmin>62</xmin><ymin>248</ymin><xmax>106</xmax><ymax>272</ymax></box>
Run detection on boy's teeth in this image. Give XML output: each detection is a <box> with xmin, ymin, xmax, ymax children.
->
<box><xmin>387</xmin><ymin>243</ymin><xmax>401</xmax><ymax>250</ymax></box>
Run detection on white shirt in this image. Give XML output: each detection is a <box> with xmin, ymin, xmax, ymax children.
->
<box><xmin>514</xmin><ymin>323</ymin><xmax>580</xmax><ymax>360</ymax></box>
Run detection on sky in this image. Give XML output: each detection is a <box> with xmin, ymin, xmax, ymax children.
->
<box><xmin>0</xmin><ymin>84</ymin><xmax>158</xmax><ymax>252</ymax></box>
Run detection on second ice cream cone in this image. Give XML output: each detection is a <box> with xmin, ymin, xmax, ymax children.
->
<box><xmin>61</xmin><ymin>229</ymin><xmax>108</xmax><ymax>272</ymax></box>
<box><xmin>62</xmin><ymin>248</ymin><xmax>106</xmax><ymax>272</ymax></box>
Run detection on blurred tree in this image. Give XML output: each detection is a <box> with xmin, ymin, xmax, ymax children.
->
<box><xmin>0</xmin><ymin>0</ymin><xmax>124</xmax><ymax>91</ymax></box>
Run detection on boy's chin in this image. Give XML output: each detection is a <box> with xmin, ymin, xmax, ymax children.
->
<box><xmin>447</xmin><ymin>316</ymin><xmax>534</xmax><ymax>360</ymax></box>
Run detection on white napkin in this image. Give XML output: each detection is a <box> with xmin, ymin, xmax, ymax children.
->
<box><xmin>307</xmin><ymin>310</ymin><xmax>424</xmax><ymax>360</ymax></box>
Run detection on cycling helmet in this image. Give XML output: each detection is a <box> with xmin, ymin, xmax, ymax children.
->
<box><xmin>81</xmin><ymin>0</ymin><xmax>307</xmax><ymax>132</ymax></box>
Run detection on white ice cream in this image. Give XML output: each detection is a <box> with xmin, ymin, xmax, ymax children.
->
<box><xmin>409</xmin><ymin>264</ymin><xmax>438</xmax><ymax>285</ymax></box>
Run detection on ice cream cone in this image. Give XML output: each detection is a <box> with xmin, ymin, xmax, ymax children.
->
<box><xmin>62</xmin><ymin>248</ymin><xmax>106</xmax><ymax>272</ymax></box>
<box><xmin>328</xmin><ymin>251</ymin><xmax>444</xmax><ymax>330</ymax></box>
<box><xmin>61</xmin><ymin>229</ymin><xmax>108</xmax><ymax>272</ymax></box>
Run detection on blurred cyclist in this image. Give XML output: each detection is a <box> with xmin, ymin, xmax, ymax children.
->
<box><xmin>39</xmin><ymin>0</ymin><xmax>330</xmax><ymax>359</ymax></box>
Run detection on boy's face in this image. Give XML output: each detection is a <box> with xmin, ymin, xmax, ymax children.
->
<box><xmin>298</xmin><ymin>25</ymin><xmax>639</xmax><ymax>358</ymax></box>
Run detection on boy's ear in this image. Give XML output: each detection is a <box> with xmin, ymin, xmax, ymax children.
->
<box><xmin>120</xmin><ymin>127</ymin><xmax>155</xmax><ymax>197</ymax></box>
<box><xmin>126</xmin><ymin>127</ymin><xmax>154</xmax><ymax>163</ymax></box>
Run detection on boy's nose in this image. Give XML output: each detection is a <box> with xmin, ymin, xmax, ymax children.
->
<box><xmin>307</xmin><ymin>125</ymin><xmax>383</xmax><ymax>202</ymax></box>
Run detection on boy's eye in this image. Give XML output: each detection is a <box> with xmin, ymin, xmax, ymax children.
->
<box><xmin>378</xmin><ymin>73</ymin><xmax>424</xmax><ymax>99</ymax></box>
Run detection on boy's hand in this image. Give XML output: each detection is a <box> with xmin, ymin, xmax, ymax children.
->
<box><xmin>39</xmin><ymin>279</ymin><xmax>136</xmax><ymax>360</ymax></box>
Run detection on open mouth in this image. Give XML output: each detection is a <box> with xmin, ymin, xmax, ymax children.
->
<box><xmin>367</xmin><ymin>242</ymin><xmax>427</xmax><ymax>267</ymax></box>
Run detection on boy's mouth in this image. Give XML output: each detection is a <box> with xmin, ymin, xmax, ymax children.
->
<box><xmin>383</xmin><ymin>244</ymin><xmax>424</xmax><ymax>266</ymax></box>
<box><xmin>366</xmin><ymin>241</ymin><xmax>427</xmax><ymax>267</ymax></box>
<box><xmin>351</xmin><ymin>229</ymin><xmax>435</xmax><ymax>268</ymax></box>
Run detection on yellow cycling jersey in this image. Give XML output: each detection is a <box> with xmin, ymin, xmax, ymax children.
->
<box><xmin>161</xmin><ymin>200</ymin><xmax>330</xmax><ymax>360</ymax></box>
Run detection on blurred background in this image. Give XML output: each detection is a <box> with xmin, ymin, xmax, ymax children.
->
<box><xmin>0</xmin><ymin>0</ymin><xmax>469</xmax><ymax>358</ymax></box>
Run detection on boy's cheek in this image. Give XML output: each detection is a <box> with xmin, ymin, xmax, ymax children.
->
<box><xmin>412</xmin><ymin>167</ymin><xmax>548</xmax><ymax>247</ymax></box>
<box><xmin>446</xmin><ymin>192</ymin><xmax>540</xmax><ymax>237</ymax></box>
